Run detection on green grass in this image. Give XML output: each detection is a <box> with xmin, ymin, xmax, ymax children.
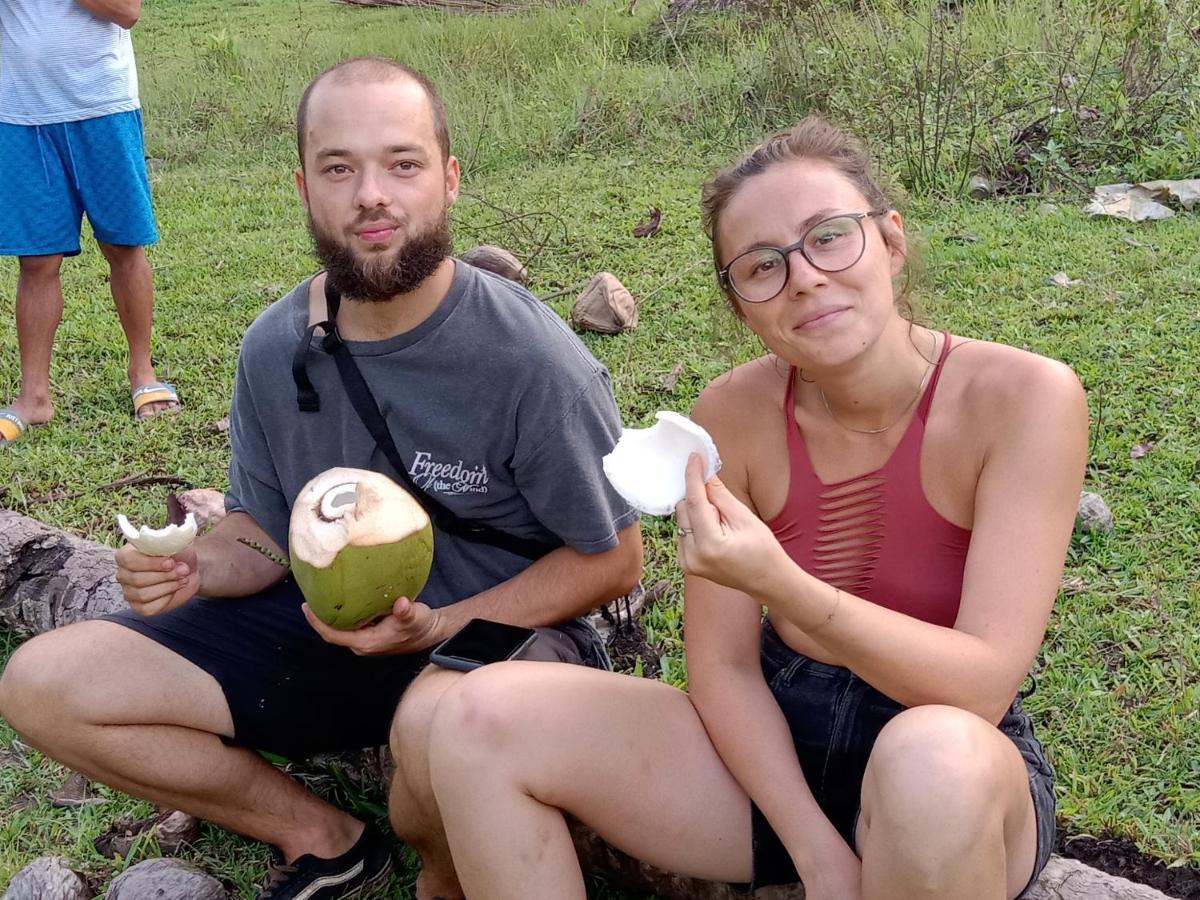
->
<box><xmin>1</xmin><ymin>0</ymin><xmax>1198</xmax><ymax>894</ymax></box>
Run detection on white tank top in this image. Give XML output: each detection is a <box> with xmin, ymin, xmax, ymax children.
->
<box><xmin>0</xmin><ymin>0</ymin><xmax>140</xmax><ymax>125</ymax></box>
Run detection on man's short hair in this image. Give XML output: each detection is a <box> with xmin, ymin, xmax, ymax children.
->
<box><xmin>296</xmin><ymin>57</ymin><xmax>451</xmax><ymax>166</ymax></box>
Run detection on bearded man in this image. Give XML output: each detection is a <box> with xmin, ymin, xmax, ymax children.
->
<box><xmin>0</xmin><ymin>58</ymin><xmax>642</xmax><ymax>900</ymax></box>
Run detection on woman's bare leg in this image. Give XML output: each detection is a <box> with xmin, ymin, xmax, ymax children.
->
<box><xmin>856</xmin><ymin>705</ymin><xmax>1040</xmax><ymax>900</ymax></box>
<box><xmin>428</xmin><ymin>662</ymin><xmax>755</xmax><ymax>900</ymax></box>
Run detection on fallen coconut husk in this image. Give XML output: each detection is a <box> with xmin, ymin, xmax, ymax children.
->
<box><xmin>571</xmin><ymin>272</ymin><xmax>638</xmax><ymax>334</ymax></box>
<box><xmin>2</xmin><ymin>856</ymin><xmax>88</xmax><ymax>900</ymax></box>
<box><xmin>459</xmin><ymin>244</ymin><xmax>528</xmax><ymax>285</ymax></box>
<box><xmin>105</xmin><ymin>858</ymin><xmax>227</xmax><ymax>899</ymax></box>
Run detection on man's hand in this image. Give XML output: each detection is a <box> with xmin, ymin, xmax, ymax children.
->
<box><xmin>302</xmin><ymin>596</ymin><xmax>447</xmax><ymax>656</ymax></box>
<box><xmin>115</xmin><ymin>544</ymin><xmax>200</xmax><ymax>616</ymax></box>
<box><xmin>75</xmin><ymin>0</ymin><xmax>141</xmax><ymax>28</ymax></box>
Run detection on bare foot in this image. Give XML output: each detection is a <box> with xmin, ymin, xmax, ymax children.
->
<box><xmin>415</xmin><ymin>867</ymin><xmax>465</xmax><ymax>900</ymax></box>
<box><xmin>6</xmin><ymin>396</ymin><xmax>54</xmax><ymax>427</ymax></box>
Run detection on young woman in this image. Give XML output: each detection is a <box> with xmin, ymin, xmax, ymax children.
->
<box><xmin>423</xmin><ymin>117</ymin><xmax>1088</xmax><ymax>900</ymax></box>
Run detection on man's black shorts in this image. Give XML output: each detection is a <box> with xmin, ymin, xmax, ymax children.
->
<box><xmin>105</xmin><ymin>578</ymin><xmax>609</xmax><ymax>761</ymax></box>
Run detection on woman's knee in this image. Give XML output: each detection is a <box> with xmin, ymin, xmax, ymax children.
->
<box><xmin>861</xmin><ymin>705</ymin><xmax>1008</xmax><ymax>830</ymax></box>
<box><xmin>431</xmin><ymin>665</ymin><xmax>532</xmax><ymax>755</ymax></box>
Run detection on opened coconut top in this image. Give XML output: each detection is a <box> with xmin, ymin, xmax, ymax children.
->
<box><xmin>289</xmin><ymin>467</ymin><xmax>431</xmax><ymax>569</ymax></box>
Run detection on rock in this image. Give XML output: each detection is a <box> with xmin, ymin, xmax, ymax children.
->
<box><xmin>571</xmin><ymin>272</ymin><xmax>638</xmax><ymax>334</ymax></box>
<box><xmin>1076</xmin><ymin>491</ymin><xmax>1114</xmax><ymax>533</ymax></box>
<box><xmin>105</xmin><ymin>859</ymin><xmax>228</xmax><ymax>899</ymax></box>
<box><xmin>48</xmin><ymin>772</ymin><xmax>99</xmax><ymax>809</ymax></box>
<box><xmin>2</xmin><ymin>857</ymin><xmax>88</xmax><ymax>900</ymax></box>
<box><xmin>155</xmin><ymin>810</ymin><xmax>202</xmax><ymax>854</ymax></box>
<box><xmin>95</xmin><ymin>809</ymin><xmax>201</xmax><ymax>859</ymax></box>
<box><xmin>968</xmin><ymin>175</ymin><xmax>994</xmax><ymax>200</ymax></box>
<box><xmin>459</xmin><ymin>244</ymin><xmax>528</xmax><ymax>285</ymax></box>
<box><xmin>175</xmin><ymin>489</ymin><xmax>227</xmax><ymax>531</ymax></box>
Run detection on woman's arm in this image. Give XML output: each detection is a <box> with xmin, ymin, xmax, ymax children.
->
<box><xmin>683</xmin><ymin>390</ymin><xmax>861</xmax><ymax>894</ymax></box>
<box><xmin>686</xmin><ymin>574</ymin><xmax>862</xmax><ymax>894</ymax></box>
<box><xmin>683</xmin><ymin>355</ymin><xmax>1088</xmax><ymax>724</ymax></box>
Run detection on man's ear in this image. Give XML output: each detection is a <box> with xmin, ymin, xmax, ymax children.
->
<box><xmin>295</xmin><ymin>166</ymin><xmax>309</xmax><ymax>208</ymax></box>
<box><xmin>444</xmin><ymin>155</ymin><xmax>462</xmax><ymax>206</ymax></box>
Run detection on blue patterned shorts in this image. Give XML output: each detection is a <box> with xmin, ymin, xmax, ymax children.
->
<box><xmin>0</xmin><ymin>109</ymin><xmax>158</xmax><ymax>256</ymax></box>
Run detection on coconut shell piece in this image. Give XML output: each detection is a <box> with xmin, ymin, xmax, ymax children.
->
<box><xmin>105</xmin><ymin>859</ymin><xmax>228</xmax><ymax>899</ymax></box>
<box><xmin>3</xmin><ymin>857</ymin><xmax>88</xmax><ymax>900</ymax></box>
<box><xmin>571</xmin><ymin>273</ymin><xmax>638</xmax><ymax>334</ymax></box>
<box><xmin>460</xmin><ymin>245</ymin><xmax>528</xmax><ymax>285</ymax></box>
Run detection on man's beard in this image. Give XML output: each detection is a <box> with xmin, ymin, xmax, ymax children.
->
<box><xmin>308</xmin><ymin>210</ymin><xmax>452</xmax><ymax>303</ymax></box>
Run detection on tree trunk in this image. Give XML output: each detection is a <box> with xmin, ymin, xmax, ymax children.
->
<box><xmin>0</xmin><ymin>510</ymin><xmax>1175</xmax><ymax>900</ymax></box>
<box><xmin>0</xmin><ymin>510</ymin><xmax>127</xmax><ymax>637</ymax></box>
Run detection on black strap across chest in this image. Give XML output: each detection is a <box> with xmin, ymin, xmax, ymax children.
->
<box><xmin>290</xmin><ymin>277</ymin><xmax>557</xmax><ymax>561</ymax></box>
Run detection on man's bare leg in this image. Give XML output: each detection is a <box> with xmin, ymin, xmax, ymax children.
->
<box><xmin>0</xmin><ymin>620</ymin><xmax>361</xmax><ymax>863</ymax></box>
<box><xmin>8</xmin><ymin>254</ymin><xmax>65</xmax><ymax>426</ymax></box>
<box><xmin>97</xmin><ymin>241</ymin><xmax>176</xmax><ymax>416</ymax></box>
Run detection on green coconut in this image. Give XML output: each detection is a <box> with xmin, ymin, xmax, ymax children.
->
<box><xmin>289</xmin><ymin>467</ymin><xmax>434</xmax><ymax>629</ymax></box>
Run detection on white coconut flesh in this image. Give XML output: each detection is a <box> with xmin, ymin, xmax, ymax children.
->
<box><xmin>602</xmin><ymin>411</ymin><xmax>721</xmax><ymax>516</ymax></box>
<box><xmin>116</xmin><ymin>512</ymin><xmax>198</xmax><ymax>557</ymax></box>
<box><xmin>290</xmin><ymin>468</ymin><xmax>430</xmax><ymax>570</ymax></box>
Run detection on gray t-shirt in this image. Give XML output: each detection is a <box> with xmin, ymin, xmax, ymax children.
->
<box><xmin>226</xmin><ymin>261</ymin><xmax>639</xmax><ymax>609</ymax></box>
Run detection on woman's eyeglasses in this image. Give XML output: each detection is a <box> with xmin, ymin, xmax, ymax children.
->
<box><xmin>718</xmin><ymin>210</ymin><xmax>887</xmax><ymax>304</ymax></box>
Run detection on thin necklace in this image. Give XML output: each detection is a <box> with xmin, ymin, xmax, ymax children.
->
<box><xmin>817</xmin><ymin>336</ymin><xmax>938</xmax><ymax>435</ymax></box>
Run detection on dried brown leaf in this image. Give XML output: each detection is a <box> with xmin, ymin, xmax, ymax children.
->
<box><xmin>633</xmin><ymin>206</ymin><xmax>662</xmax><ymax>238</ymax></box>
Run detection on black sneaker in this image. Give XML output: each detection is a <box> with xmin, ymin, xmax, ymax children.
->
<box><xmin>257</xmin><ymin>824</ymin><xmax>394</xmax><ymax>899</ymax></box>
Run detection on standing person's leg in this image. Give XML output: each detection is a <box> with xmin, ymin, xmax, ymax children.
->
<box><xmin>427</xmin><ymin>662</ymin><xmax>756</xmax><ymax>900</ymax></box>
<box><xmin>96</xmin><ymin>241</ymin><xmax>171</xmax><ymax>412</ymax></box>
<box><xmin>69</xmin><ymin>110</ymin><xmax>178</xmax><ymax>417</ymax></box>
<box><xmin>10</xmin><ymin>254</ymin><xmax>66</xmax><ymax>427</ymax></box>
<box><xmin>0</xmin><ymin>121</ymin><xmax>86</xmax><ymax>437</ymax></box>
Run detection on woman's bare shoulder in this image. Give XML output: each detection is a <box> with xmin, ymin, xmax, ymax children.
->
<box><xmin>944</xmin><ymin>336</ymin><xmax>1087</xmax><ymax>432</ymax></box>
<box><xmin>692</xmin><ymin>355</ymin><xmax>790</xmax><ymax>427</ymax></box>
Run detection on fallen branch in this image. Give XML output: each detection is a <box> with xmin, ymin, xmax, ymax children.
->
<box><xmin>0</xmin><ymin>509</ymin><xmax>1175</xmax><ymax>900</ymax></box>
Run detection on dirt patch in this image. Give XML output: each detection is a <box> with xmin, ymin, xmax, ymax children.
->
<box><xmin>1056</xmin><ymin>831</ymin><xmax>1200</xmax><ymax>900</ymax></box>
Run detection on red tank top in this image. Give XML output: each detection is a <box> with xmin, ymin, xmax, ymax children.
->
<box><xmin>766</xmin><ymin>333</ymin><xmax>972</xmax><ymax>628</ymax></box>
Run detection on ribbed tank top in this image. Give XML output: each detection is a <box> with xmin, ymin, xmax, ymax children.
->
<box><xmin>766</xmin><ymin>333</ymin><xmax>972</xmax><ymax>627</ymax></box>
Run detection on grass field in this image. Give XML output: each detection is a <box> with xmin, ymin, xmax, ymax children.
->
<box><xmin>0</xmin><ymin>0</ymin><xmax>1197</xmax><ymax>895</ymax></box>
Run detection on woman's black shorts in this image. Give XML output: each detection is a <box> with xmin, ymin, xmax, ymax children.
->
<box><xmin>742</xmin><ymin>619</ymin><xmax>1056</xmax><ymax>896</ymax></box>
<box><xmin>104</xmin><ymin>578</ymin><xmax>609</xmax><ymax>761</ymax></box>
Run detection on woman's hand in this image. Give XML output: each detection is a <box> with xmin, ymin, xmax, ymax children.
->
<box><xmin>794</xmin><ymin>839</ymin><xmax>863</xmax><ymax>900</ymax></box>
<box><xmin>675</xmin><ymin>452</ymin><xmax>787</xmax><ymax>595</ymax></box>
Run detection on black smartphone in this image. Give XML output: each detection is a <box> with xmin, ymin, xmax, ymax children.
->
<box><xmin>430</xmin><ymin>618</ymin><xmax>538</xmax><ymax>672</ymax></box>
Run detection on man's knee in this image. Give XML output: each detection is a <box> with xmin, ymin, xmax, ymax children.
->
<box><xmin>0</xmin><ymin>630</ymin><xmax>80</xmax><ymax>736</ymax></box>
<box><xmin>17</xmin><ymin>254</ymin><xmax>64</xmax><ymax>282</ymax></box>
<box><xmin>97</xmin><ymin>241</ymin><xmax>147</xmax><ymax>272</ymax></box>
